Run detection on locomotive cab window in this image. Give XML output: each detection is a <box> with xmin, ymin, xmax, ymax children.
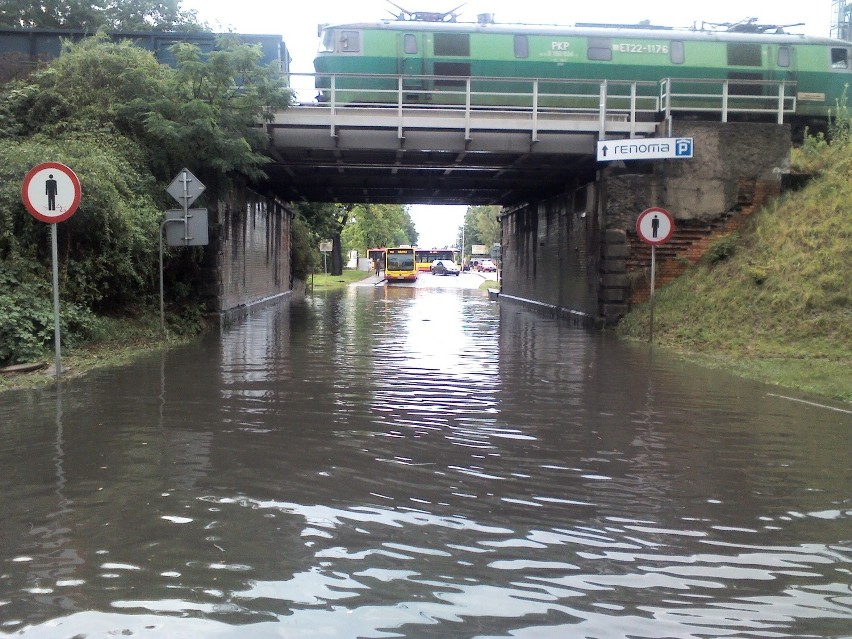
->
<box><xmin>404</xmin><ymin>34</ymin><xmax>418</xmax><ymax>54</ymax></box>
<box><xmin>831</xmin><ymin>47</ymin><xmax>849</xmax><ymax>69</ymax></box>
<box><xmin>320</xmin><ymin>29</ymin><xmax>335</xmax><ymax>53</ymax></box>
<box><xmin>587</xmin><ymin>38</ymin><xmax>612</xmax><ymax>61</ymax></box>
<box><xmin>339</xmin><ymin>30</ymin><xmax>360</xmax><ymax>53</ymax></box>
<box><xmin>434</xmin><ymin>33</ymin><xmax>470</xmax><ymax>56</ymax></box>
<box><xmin>777</xmin><ymin>46</ymin><xmax>791</xmax><ymax>68</ymax></box>
<box><xmin>514</xmin><ymin>35</ymin><xmax>529</xmax><ymax>59</ymax></box>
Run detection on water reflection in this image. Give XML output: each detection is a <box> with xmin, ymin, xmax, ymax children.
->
<box><xmin>0</xmin><ymin>288</ymin><xmax>849</xmax><ymax>638</ymax></box>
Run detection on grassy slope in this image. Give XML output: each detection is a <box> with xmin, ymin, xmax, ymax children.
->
<box><xmin>616</xmin><ymin>141</ymin><xmax>851</xmax><ymax>402</ymax></box>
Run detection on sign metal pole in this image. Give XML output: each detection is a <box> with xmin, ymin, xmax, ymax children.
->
<box><xmin>649</xmin><ymin>245</ymin><xmax>656</xmax><ymax>344</ymax></box>
<box><xmin>181</xmin><ymin>170</ymin><xmax>190</xmax><ymax>244</ymax></box>
<box><xmin>50</xmin><ymin>224</ymin><xmax>62</xmax><ymax>376</ymax></box>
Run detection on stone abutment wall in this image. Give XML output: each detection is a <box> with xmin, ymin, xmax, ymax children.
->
<box><xmin>499</xmin><ymin>121</ymin><xmax>791</xmax><ymax>325</ymax></box>
<box><xmin>204</xmin><ymin>186</ymin><xmax>294</xmax><ymax>315</ymax></box>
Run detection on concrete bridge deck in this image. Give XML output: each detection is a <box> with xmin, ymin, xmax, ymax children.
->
<box><xmin>261</xmin><ymin>74</ymin><xmax>794</xmax><ymax>206</ymax></box>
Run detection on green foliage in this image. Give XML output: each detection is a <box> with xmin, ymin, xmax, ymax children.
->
<box><xmin>138</xmin><ymin>37</ymin><xmax>294</xmax><ymax>190</ymax></box>
<box><xmin>0</xmin><ymin>0</ymin><xmax>204</xmax><ymax>31</ymax></box>
<box><xmin>290</xmin><ymin>215</ymin><xmax>320</xmax><ymax>280</ymax></box>
<box><xmin>341</xmin><ymin>204</ymin><xmax>416</xmax><ymax>255</ymax></box>
<box><xmin>0</xmin><ymin>35</ymin><xmax>171</xmax><ymax>140</ymax></box>
<box><xmin>0</xmin><ymin>34</ymin><xmax>293</xmax><ymax>192</ymax></box>
<box><xmin>292</xmin><ymin>202</ymin><xmax>354</xmax><ymax>276</ymax></box>
<box><xmin>828</xmin><ymin>83</ymin><xmax>852</xmax><ymax>144</ymax></box>
<box><xmin>0</xmin><ymin>133</ymin><xmax>163</xmax><ymax>309</ymax></box>
<box><xmin>792</xmin><ymin>86</ymin><xmax>852</xmax><ymax>174</ymax></box>
<box><xmin>0</xmin><ymin>7</ymin><xmax>298</xmax><ymax>367</ymax></box>
<box><xmin>705</xmin><ymin>233</ymin><xmax>738</xmax><ymax>264</ymax></box>
<box><xmin>461</xmin><ymin>205</ymin><xmax>501</xmax><ymax>255</ymax></box>
<box><xmin>0</xmin><ymin>262</ymin><xmax>100</xmax><ymax>366</ymax></box>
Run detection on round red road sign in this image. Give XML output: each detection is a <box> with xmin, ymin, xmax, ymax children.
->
<box><xmin>636</xmin><ymin>207</ymin><xmax>674</xmax><ymax>245</ymax></box>
<box><xmin>22</xmin><ymin>162</ymin><xmax>81</xmax><ymax>224</ymax></box>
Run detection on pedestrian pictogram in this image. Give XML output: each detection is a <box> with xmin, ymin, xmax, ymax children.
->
<box><xmin>22</xmin><ymin>162</ymin><xmax>82</xmax><ymax>223</ymax></box>
<box><xmin>636</xmin><ymin>207</ymin><xmax>674</xmax><ymax>245</ymax></box>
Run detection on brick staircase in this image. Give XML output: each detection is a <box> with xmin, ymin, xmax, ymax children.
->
<box><xmin>627</xmin><ymin>178</ymin><xmax>779</xmax><ymax>304</ymax></box>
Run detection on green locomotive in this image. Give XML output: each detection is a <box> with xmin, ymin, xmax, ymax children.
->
<box><xmin>313</xmin><ymin>14</ymin><xmax>852</xmax><ymax>129</ymax></box>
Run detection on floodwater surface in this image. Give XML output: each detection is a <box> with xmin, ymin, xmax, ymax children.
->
<box><xmin>0</xmin><ymin>285</ymin><xmax>850</xmax><ymax>638</ymax></box>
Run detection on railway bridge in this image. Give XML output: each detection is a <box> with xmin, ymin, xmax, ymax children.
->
<box><xmin>257</xmin><ymin>72</ymin><xmax>792</xmax><ymax>325</ymax></box>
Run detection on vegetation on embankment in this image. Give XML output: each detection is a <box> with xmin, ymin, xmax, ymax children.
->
<box><xmin>0</xmin><ymin>34</ymin><xmax>291</xmax><ymax>373</ymax></box>
<box><xmin>0</xmin><ymin>312</ymin><xmax>199</xmax><ymax>393</ymax></box>
<box><xmin>616</xmin><ymin>134</ymin><xmax>852</xmax><ymax>402</ymax></box>
<box><xmin>308</xmin><ymin>270</ymin><xmax>375</xmax><ymax>290</ymax></box>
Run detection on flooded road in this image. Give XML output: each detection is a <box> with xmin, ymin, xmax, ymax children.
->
<box><xmin>0</xmin><ymin>284</ymin><xmax>850</xmax><ymax>638</ymax></box>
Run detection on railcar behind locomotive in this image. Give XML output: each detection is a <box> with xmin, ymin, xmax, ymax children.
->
<box><xmin>314</xmin><ymin>13</ymin><xmax>852</xmax><ymax>128</ymax></box>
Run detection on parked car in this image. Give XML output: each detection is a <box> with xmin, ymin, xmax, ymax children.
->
<box><xmin>477</xmin><ymin>259</ymin><xmax>497</xmax><ymax>272</ymax></box>
<box><xmin>430</xmin><ymin>259</ymin><xmax>460</xmax><ymax>276</ymax></box>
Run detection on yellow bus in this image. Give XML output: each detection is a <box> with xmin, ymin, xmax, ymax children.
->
<box><xmin>385</xmin><ymin>247</ymin><xmax>418</xmax><ymax>282</ymax></box>
<box><xmin>415</xmin><ymin>249</ymin><xmax>459</xmax><ymax>271</ymax></box>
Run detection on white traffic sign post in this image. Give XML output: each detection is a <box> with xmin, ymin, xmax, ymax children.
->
<box><xmin>21</xmin><ymin>162</ymin><xmax>82</xmax><ymax>377</ymax></box>
<box><xmin>636</xmin><ymin>207</ymin><xmax>675</xmax><ymax>344</ymax></box>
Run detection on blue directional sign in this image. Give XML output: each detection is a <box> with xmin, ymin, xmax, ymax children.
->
<box><xmin>597</xmin><ymin>137</ymin><xmax>694</xmax><ymax>162</ymax></box>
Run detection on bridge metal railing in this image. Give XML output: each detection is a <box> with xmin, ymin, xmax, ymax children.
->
<box><xmin>659</xmin><ymin>78</ymin><xmax>797</xmax><ymax>125</ymax></box>
<box><xmin>291</xmin><ymin>72</ymin><xmax>661</xmax><ymax>139</ymax></box>
<box><xmin>285</xmin><ymin>72</ymin><xmax>797</xmax><ymax>140</ymax></box>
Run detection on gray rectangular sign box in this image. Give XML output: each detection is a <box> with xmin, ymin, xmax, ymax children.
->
<box><xmin>165</xmin><ymin>209</ymin><xmax>209</xmax><ymax>246</ymax></box>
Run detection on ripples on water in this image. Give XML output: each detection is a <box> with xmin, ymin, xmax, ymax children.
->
<box><xmin>0</xmin><ymin>286</ymin><xmax>849</xmax><ymax>638</ymax></box>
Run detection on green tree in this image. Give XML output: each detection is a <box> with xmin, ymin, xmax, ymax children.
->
<box><xmin>141</xmin><ymin>36</ymin><xmax>293</xmax><ymax>191</ymax></box>
<box><xmin>341</xmin><ymin>204</ymin><xmax>416</xmax><ymax>256</ymax></box>
<box><xmin>459</xmin><ymin>205</ymin><xmax>501</xmax><ymax>257</ymax></box>
<box><xmin>293</xmin><ymin>202</ymin><xmax>351</xmax><ymax>277</ymax></box>
<box><xmin>0</xmin><ymin>0</ymin><xmax>203</xmax><ymax>31</ymax></box>
<box><xmin>1</xmin><ymin>34</ymin><xmax>293</xmax><ymax>193</ymax></box>
<box><xmin>0</xmin><ymin>31</ymin><xmax>292</xmax><ymax>362</ymax></box>
<box><xmin>103</xmin><ymin>1</ymin><xmax>204</xmax><ymax>31</ymax></box>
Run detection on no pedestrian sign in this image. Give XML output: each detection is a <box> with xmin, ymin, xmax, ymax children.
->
<box><xmin>22</xmin><ymin>162</ymin><xmax>81</xmax><ymax>223</ymax></box>
<box><xmin>636</xmin><ymin>207</ymin><xmax>674</xmax><ymax>245</ymax></box>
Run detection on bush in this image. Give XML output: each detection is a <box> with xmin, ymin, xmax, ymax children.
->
<box><xmin>0</xmin><ymin>133</ymin><xmax>164</xmax><ymax>310</ymax></box>
<box><xmin>0</xmin><ymin>263</ymin><xmax>99</xmax><ymax>366</ymax></box>
<box><xmin>705</xmin><ymin>233</ymin><xmax>739</xmax><ymax>264</ymax></box>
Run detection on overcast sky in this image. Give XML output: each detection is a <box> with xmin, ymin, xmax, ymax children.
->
<box><xmin>178</xmin><ymin>0</ymin><xmax>835</xmax><ymax>248</ymax></box>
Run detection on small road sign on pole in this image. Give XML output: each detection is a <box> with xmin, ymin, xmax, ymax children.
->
<box><xmin>22</xmin><ymin>162</ymin><xmax>82</xmax><ymax>378</ymax></box>
<box><xmin>166</xmin><ymin>167</ymin><xmax>205</xmax><ymax>208</ymax></box>
<box><xmin>636</xmin><ymin>207</ymin><xmax>674</xmax><ymax>245</ymax></box>
<box><xmin>161</xmin><ymin>169</ymin><xmax>207</xmax><ymax>333</ymax></box>
<box><xmin>636</xmin><ymin>207</ymin><xmax>675</xmax><ymax>344</ymax></box>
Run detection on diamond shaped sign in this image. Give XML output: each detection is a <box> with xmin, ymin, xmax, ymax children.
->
<box><xmin>166</xmin><ymin>168</ymin><xmax>205</xmax><ymax>207</ymax></box>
